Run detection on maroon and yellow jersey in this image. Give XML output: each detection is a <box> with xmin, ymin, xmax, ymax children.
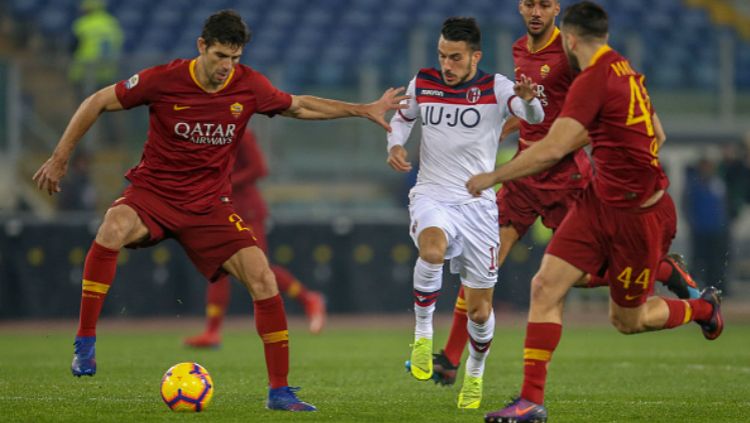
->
<box><xmin>512</xmin><ymin>28</ymin><xmax>591</xmax><ymax>190</ymax></box>
<box><xmin>559</xmin><ymin>46</ymin><xmax>668</xmax><ymax>208</ymax></box>
<box><xmin>114</xmin><ymin>59</ymin><xmax>291</xmax><ymax>213</ymax></box>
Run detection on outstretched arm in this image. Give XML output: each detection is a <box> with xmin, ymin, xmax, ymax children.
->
<box><xmin>33</xmin><ymin>84</ymin><xmax>124</xmax><ymax>195</ymax></box>
<box><xmin>281</xmin><ymin>87</ymin><xmax>409</xmax><ymax>132</ymax></box>
<box><xmin>466</xmin><ymin>117</ymin><xmax>589</xmax><ymax>196</ymax></box>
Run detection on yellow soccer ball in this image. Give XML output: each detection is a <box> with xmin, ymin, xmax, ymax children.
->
<box><xmin>160</xmin><ymin>362</ymin><xmax>214</xmax><ymax>412</ymax></box>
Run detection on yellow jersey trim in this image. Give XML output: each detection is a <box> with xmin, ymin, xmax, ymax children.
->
<box><xmin>589</xmin><ymin>44</ymin><xmax>612</xmax><ymax>67</ymax></box>
<box><xmin>528</xmin><ymin>27</ymin><xmax>560</xmax><ymax>54</ymax></box>
<box><xmin>189</xmin><ymin>59</ymin><xmax>235</xmax><ymax>93</ymax></box>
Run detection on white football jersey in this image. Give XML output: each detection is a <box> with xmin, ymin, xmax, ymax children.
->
<box><xmin>388</xmin><ymin>68</ymin><xmax>544</xmax><ymax>204</ymax></box>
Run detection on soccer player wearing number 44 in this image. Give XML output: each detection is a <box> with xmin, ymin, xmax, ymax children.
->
<box><xmin>387</xmin><ymin>17</ymin><xmax>544</xmax><ymax>409</ymax></box>
<box><xmin>33</xmin><ymin>10</ymin><xmax>407</xmax><ymax>413</ymax></box>
<box><xmin>432</xmin><ymin>0</ymin><xmax>700</xmax><ymax>387</ymax></box>
<box><xmin>464</xmin><ymin>3</ymin><xmax>724</xmax><ymax>422</ymax></box>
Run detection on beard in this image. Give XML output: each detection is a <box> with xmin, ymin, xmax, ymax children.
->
<box><xmin>565</xmin><ymin>49</ymin><xmax>581</xmax><ymax>72</ymax></box>
<box><xmin>443</xmin><ymin>62</ymin><xmax>474</xmax><ymax>86</ymax></box>
<box><xmin>527</xmin><ymin>19</ymin><xmax>553</xmax><ymax>40</ymax></box>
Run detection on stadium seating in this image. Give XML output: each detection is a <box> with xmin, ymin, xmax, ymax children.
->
<box><xmin>4</xmin><ymin>0</ymin><xmax>749</xmax><ymax>89</ymax></box>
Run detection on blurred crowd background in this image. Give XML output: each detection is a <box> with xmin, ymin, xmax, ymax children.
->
<box><xmin>0</xmin><ymin>0</ymin><xmax>748</xmax><ymax>318</ymax></box>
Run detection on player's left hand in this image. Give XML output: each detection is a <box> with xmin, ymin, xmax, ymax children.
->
<box><xmin>366</xmin><ymin>87</ymin><xmax>410</xmax><ymax>132</ymax></box>
<box><xmin>33</xmin><ymin>155</ymin><xmax>68</xmax><ymax>195</ymax></box>
<box><xmin>465</xmin><ymin>172</ymin><xmax>498</xmax><ymax>197</ymax></box>
<box><xmin>513</xmin><ymin>74</ymin><xmax>538</xmax><ymax>102</ymax></box>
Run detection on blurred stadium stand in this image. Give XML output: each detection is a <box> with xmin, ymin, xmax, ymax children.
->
<box><xmin>2</xmin><ymin>0</ymin><xmax>749</xmax><ymax>89</ymax></box>
<box><xmin>0</xmin><ymin>0</ymin><xmax>749</xmax><ymax>317</ymax></box>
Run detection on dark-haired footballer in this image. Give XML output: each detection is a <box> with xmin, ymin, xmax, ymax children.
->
<box><xmin>33</xmin><ymin>9</ymin><xmax>407</xmax><ymax>412</ymax></box>
<box><xmin>466</xmin><ymin>3</ymin><xmax>724</xmax><ymax>422</ymax></box>
<box><xmin>387</xmin><ymin>16</ymin><xmax>544</xmax><ymax>409</ymax></box>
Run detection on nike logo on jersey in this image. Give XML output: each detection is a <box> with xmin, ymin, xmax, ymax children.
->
<box><xmin>173</xmin><ymin>104</ymin><xmax>191</xmax><ymax>111</ymax></box>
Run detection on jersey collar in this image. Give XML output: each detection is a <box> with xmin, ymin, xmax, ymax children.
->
<box><xmin>588</xmin><ymin>44</ymin><xmax>612</xmax><ymax>67</ymax></box>
<box><xmin>189</xmin><ymin>59</ymin><xmax>235</xmax><ymax>93</ymax></box>
<box><xmin>527</xmin><ymin>27</ymin><xmax>560</xmax><ymax>54</ymax></box>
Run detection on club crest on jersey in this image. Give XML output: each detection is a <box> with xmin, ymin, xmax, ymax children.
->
<box><xmin>230</xmin><ymin>102</ymin><xmax>244</xmax><ymax>117</ymax></box>
<box><xmin>125</xmin><ymin>74</ymin><xmax>139</xmax><ymax>89</ymax></box>
<box><xmin>466</xmin><ymin>86</ymin><xmax>482</xmax><ymax>104</ymax></box>
<box><xmin>540</xmin><ymin>64</ymin><xmax>551</xmax><ymax>79</ymax></box>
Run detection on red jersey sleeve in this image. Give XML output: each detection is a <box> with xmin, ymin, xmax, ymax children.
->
<box><xmin>558</xmin><ymin>66</ymin><xmax>607</xmax><ymax>128</ymax></box>
<box><xmin>114</xmin><ymin>65</ymin><xmax>163</xmax><ymax>109</ymax></box>
<box><xmin>253</xmin><ymin>73</ymin><xmax>292</xmax><ymax>116</ymax></box>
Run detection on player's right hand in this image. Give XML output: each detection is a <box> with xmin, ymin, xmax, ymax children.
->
<box><xmin>387</xmin><ymin>145</ymin><xmax>412</xmax><ymax>172</ymax></box>
<box><xmin>33</xmin><ymin>156</ymin><xmax>68</xmax><ymax>195</ymax></box>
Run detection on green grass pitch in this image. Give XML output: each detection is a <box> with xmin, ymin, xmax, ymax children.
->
<box><xmin>0</xmin><ymin>319</ymin><xmax>748</xmax><ymax>422</ymax></box>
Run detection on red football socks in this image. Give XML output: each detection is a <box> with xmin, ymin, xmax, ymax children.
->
<box><xmin>443</xmin><ymin>286</ymin><xmax>469</xmax><ymax>366</ymax></box>
<box><xmin>520</xmin><ymin>322</ymin><xmax>562</xmax><ymax>405</ymax></box>
<box><xmin>205</xmin><ymin>276</ymin><xmax>231</xmax><ymax>334</ymax></box>
<box><xmin>663</xmin><ymin>298</ymin><xmax>712</xmax><ymax>328</ymax></box>
<box><xmin>77</xmin><ymin>241</ymin><xmax>119</xmax><ymax>337</ymax></box>
<box><xmin>254</xmin><ymin>294</ymin><xmax>289</xmax><ymax>389</ymax></box>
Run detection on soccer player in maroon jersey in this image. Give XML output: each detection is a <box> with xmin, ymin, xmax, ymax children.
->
<box><xmin>430</xmin><ymin>0</ymin><xmax>700</xmax><ymax>387</ymax></box>
<box><xmin>466</xmin><ymin>3</ymin><xmax>724</xmax><ymax>422</ymax></box>
<box><xmin>184</xmin><ymin>129</ymin><xmax>326</xmax><ymax>349</ymax></box>
<box><xmin>32</xmin><ymin>10</ymin><xmax>406</xmax><ymax>412</ymax></box>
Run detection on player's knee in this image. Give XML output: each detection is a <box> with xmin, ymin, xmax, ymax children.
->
<box><xmin>467</xmin><ymin>306</ymin><xmax>491</xmax><ymax>324</ymax></box>
<box><xmin>529</xmin><ymin>273</ymin><xmax>555</xmax><ymax>304</ymax></box>
<box><xmin>609</xmin><ymin>313</ymin><xmax>644</xmax><ymax>334</ymax></box>
<box><xmin>96</xmin><ymin>209</ymin><xmax>133</xmax><ymax>248</ymax></box>
<box><xmin>419</xmin><ymin>247</ymin><xmax>444</xmax><ymax>265</ymax></box>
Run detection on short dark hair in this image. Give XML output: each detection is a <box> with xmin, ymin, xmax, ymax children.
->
<box><xmin>201</xmin><ymin>10</ymin><xmax>251</xmax><ymax>47</ymax></box>
<box><xmin>441</xmin><ymin>17</ymin><xmax>481</xmax><ymax>51</ymax></box>
<box><xmin>561</xmin><ymin>1</ymin><xmax>608</xmax><ymax>40</ymax></box>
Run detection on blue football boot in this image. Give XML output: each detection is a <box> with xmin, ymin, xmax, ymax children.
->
<box><xmin>266</xmin><ymin>386</ymin><xmax>317</xmax><ymax>411</ymax></box>
<box><xmin>71</xmin><ymin>336</ymin><xmax>96</xmax><ymax>377</ymax></box>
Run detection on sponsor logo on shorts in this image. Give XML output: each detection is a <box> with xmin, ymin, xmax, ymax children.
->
<box><xmin>625</xmin><ymin>294</ymin><xmax>641</xmax><ymax>301</ymax></box>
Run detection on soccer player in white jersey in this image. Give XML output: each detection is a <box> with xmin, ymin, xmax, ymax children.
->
<box><xmin>387</xmin><ymin>17</ymin><xmax>544</xmax><ymax>409</ymax></box>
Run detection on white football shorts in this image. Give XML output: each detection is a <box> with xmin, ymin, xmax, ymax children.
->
<box><xmin>408</xmin><ymin>193</ymin><xmax>500</xmax><ymax>289</ymax></box>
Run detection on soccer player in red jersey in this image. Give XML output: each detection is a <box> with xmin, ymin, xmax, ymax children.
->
<box><xmin>466</xmin><ymin>3</ymin><xmax>724</xmax><ymax>422</ymax></box>
<box><xmin>33</xmin><ymin>10</ymin><xmax>406</xmax><ymax>412</ymax></box>
<box><xmin>184</xmin><ymin>130</ymin><xmax>327</xmax><ymax>349</ymax></box>
<box><xmin>431</xmin><ymin>0</ymin><xmax>700</xmax><ymax>387</ymax></box>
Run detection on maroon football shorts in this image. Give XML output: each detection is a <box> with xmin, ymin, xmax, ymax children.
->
<box><xmin>496</xmin><ymin>180</ymin><xmax>583</xmax><ymax>238</ymax></box>
<box><xmin>546</xmin><ymin>186</ymin><xmax>677</xmax><ymax>307</ymax></box>
<box><xmin>111</xmin><ymin>186</ymin><xmax>258</xmax><ymax>281</ymax></box>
